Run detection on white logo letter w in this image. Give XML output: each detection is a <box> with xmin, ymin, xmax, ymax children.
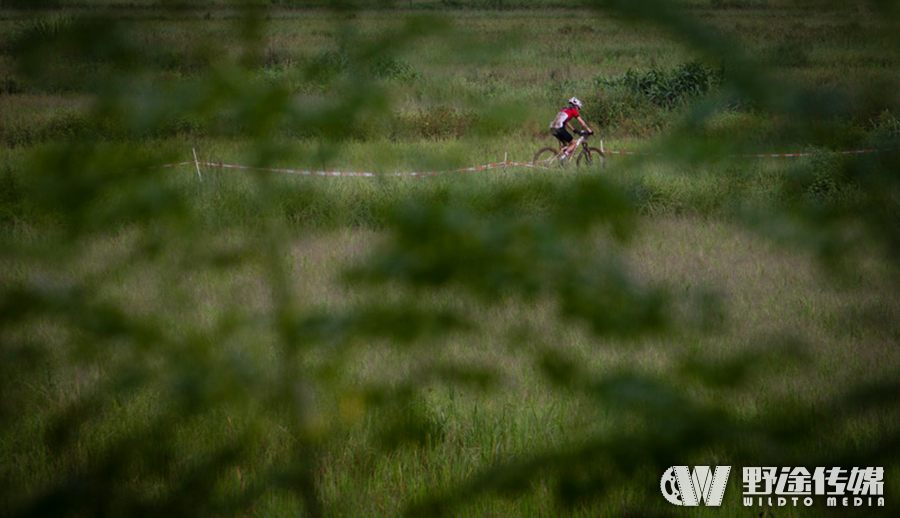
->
<box><xmin>660</xmin><ymin>466</ymin><xmax>731</xmax><ymax>506</ymax></box>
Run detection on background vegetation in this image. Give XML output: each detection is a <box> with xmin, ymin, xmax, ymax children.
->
<box><xmin>2</xmin><ymin>0</ymin><xmax>899</xmax><ymax>516</ymax></box>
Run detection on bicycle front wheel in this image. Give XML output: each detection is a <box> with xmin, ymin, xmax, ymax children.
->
<box><xmin>532</xmin><ymin>147</ymin><xmax>560</xmax><ymax>167</ymax></box>
<box><xmin>577</xmin><ymin>147</ymin><xmax>605</xmax><ymax>168</ymax></box>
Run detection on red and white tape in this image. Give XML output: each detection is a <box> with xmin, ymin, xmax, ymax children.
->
<box><xmin>180</xmin><ymin>160</ymin><xmax>546</xmax><ymax>178</ymax></box>
<box><xmin>727</xmin><ymin>149</ymin><xmax>889</xmax><ymax>158</ymax></box>
<box><xmin>150</xmin><ymin>145</ymin><xmax>895</xmax><ymax>178</ymax></box>
<box><xmin>605</xmin><ymin>147</ymin><xmax>895</xmax><ymax>158</ymax></box>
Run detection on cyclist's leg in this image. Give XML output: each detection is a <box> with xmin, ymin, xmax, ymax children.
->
<box><xmin>553</xmin><ymin>128</ymin><xmax>574</xmax><ymax>157</ymax></box>
<box><xmin>550</xmin><ymin>131</ymin><xmax>562</xmax><ymax>149</ymax></box>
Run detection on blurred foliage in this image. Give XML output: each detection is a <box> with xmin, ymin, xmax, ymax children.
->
<box><xmin>1</xmin><ymin>0</ymin><xmax>900</xmax><ymax>517</ymax></box>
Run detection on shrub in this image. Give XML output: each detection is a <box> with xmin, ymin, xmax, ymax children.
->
<box><xmin>591</xmin><ymin>88</ymin><xmax>670</xmax><ymax>137</ymax></box>
<box><xmin>3</xmin><ymin>14</ymin><xmax>73</xmax><ymax>58</ymax></box>
<box><xmin>597</xmin><ymin>61</ymin><xmax>724</xmax><ymax>109</ymax></box>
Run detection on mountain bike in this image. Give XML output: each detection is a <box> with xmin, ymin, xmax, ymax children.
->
<box><xmin>532</xmin><ymin>131</ymin><xmax>605</xmax><ymax>168</ymax></box>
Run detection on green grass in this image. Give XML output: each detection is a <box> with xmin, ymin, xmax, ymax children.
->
<box><xmin>2</xmin><ymin>4</ymin><xmax>898</xmax><ymax>144</ymax></box>
<box><xmin>2</xmin><ymin>2</ymin><xmax>900</xmax><ymax>517</ymax></box>
<box><xmin>4</xmin><ymin>217</ymin><xmax>898</xmax><ymax>515</ymax></box>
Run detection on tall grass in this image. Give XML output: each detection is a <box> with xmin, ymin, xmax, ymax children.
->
<box><xmin>3</xmin><ymin>132</ymin><xmax>890</xmax><ymax>234</ymax></box>
<box><xmin>4</xmin><ymin>216</ymin><xmax>897</xmax><ymax>515</ymax></box>
<box><xmin>2</xmin><ymin>2</ymin><xmax>899</xmax><ymax>517</ymax></box>
<box><xmin>3</xmin><ymin>3</ymin><xmax>897</xmax><ymax>144</ymax></box>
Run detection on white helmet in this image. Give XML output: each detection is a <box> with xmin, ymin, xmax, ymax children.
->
<box><xmin>568</xmin><ymin>97</ymin><xmax>583</xmax><ymax>108</ymax></box>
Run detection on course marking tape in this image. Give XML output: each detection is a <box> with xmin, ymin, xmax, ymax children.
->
<box><xmin>190</xmin><ymin>160</ymin><xmax>546</xmax><ymax>178</ymax></box>
<box><xmin>147</xmin><ymin>145</ymin><xmax>896</xmax><ymax>177</ymax></box>
<box><xmin>607</xmin><ymin>147</ymin><xmax>895</xmax><ymax>158</ymax></box>
<box><xmin>158</xmin><ymin>161</ymin><xmax>195</xmax><ymax>168</ymax></box>
<box><xmin>604</xmin><ymin>151</ymin><xmax>666</xmax><ymax>157</ymax></box>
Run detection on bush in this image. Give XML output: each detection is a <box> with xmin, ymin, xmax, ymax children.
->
<box><xmin>592</xmin><ymin>62</ymin><xmax>724</xmax><ymax>136</ymax></box>
<box><xmin>3</xmin><ymin>14</ymin><xmax>73</xmax><ymax>58</ymax></box>
<box><xmin>597</xmin><ymin>61</ymin><xmax>724</xmax><ymax>109</ymax></box>
<box><xmin>592</xmin><ymin>88</ymin><xmax>670</xmax><ymax>137</ymax></box>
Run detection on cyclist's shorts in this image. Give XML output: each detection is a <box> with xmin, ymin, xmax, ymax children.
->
<box><xmin>552</xmin><ymin>127</ymin><xmax>573</xmax><ymax>144</ymax></box>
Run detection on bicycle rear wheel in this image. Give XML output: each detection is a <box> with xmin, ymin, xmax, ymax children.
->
<box><xmin>577</xmin><ymin>147</ymin><xmax>605</xmax><ymax>167</ymax></box>
<box><xmin>532</xmin><ymin>147</ymin><xmax>561</xmax><ymax>167</ymax></box>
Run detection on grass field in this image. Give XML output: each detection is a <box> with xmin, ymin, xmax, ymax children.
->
<box><xmin>2</xmin><ymin>1</ymin><xmax>900</xmax><ymax>516</ymax></box>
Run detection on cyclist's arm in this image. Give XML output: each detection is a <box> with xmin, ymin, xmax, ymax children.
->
<box><xmin>576</xmin><ymin>116</ymin><xmax>593</xmax><ymax>134</ymax></box>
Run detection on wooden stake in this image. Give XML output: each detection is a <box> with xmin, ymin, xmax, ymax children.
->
<box><xmin>193</xmin><ymin>147</ymin><xmax>202</xmax><ymax>182</ymax></box>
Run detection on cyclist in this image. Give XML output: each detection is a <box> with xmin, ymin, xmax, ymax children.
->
<box><xmin>550</xmin><ymin>97</ymin><xmax>593</xmax><ymax>160</ymax></box>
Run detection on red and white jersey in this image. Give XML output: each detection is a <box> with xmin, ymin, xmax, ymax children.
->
<box><xmin>550</xmin><ymin>107</ymin><xmax>579</xmax><ymax>129</ymax></box>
